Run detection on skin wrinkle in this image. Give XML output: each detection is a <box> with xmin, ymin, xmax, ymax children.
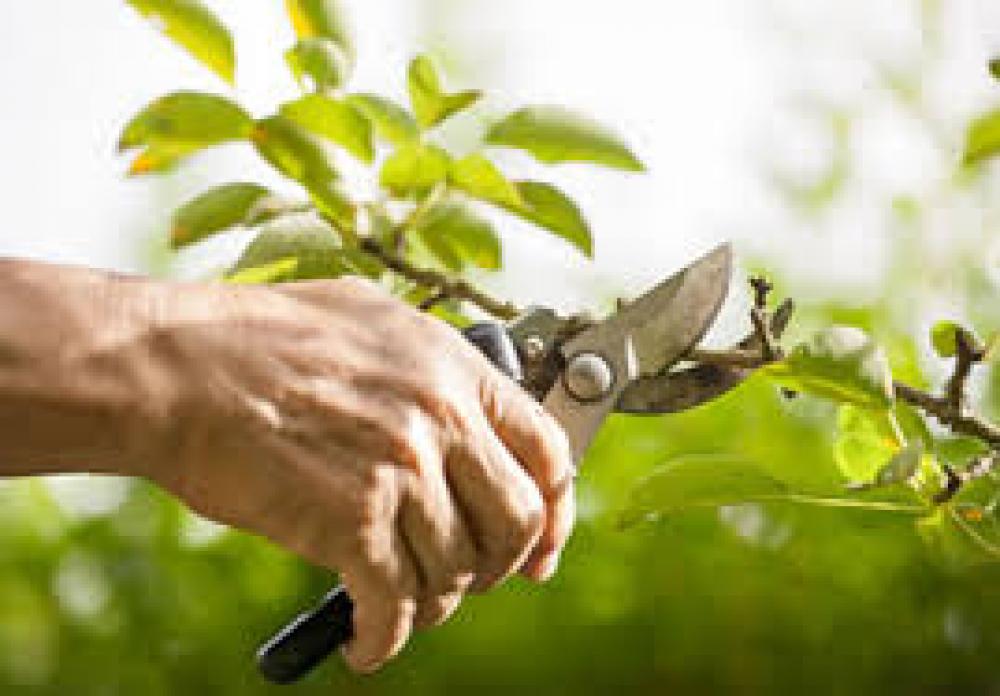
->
<box><xmin>398</xmin><ymin>446</ymin><xmax>478</xmax><ymax>597</ymax></box>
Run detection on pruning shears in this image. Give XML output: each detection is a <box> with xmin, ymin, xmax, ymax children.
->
<box><xmin>257</xmin><ymin>243</ymin><xmax>735</xmax><ymax>684</ymax></box>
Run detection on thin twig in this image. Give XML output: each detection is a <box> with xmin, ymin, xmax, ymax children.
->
<box><xmin>893</xmin><ymin>382</ymin><xmax>1000</xmax><ymax>448</ymax></box>
<box><xmin>359</xmin><ymin>237</ymin><xmax>519</xmax><ymax>319</ymax></box>
<box><xmin>687</xmin><ymin>347</ymin><xmax>1000</xmax><ymax>449</ymax></box>
<box><xmin>686</xmin><ymin>281</ymin><xmax>999</xmax><ymax>483</ymax></box>
<box><xmin>945</xmin><ymin>328</ymin><xmax>984</xmax><ymax>413</ymax></box>
<box><xmin>934</xmin><ymin>452</ymin><xmax>1000</xmax><ymax>504</ymax></box>
<box><xmin>748</xmin><ymin>276</ymin><xmax>781</xmax><ymax>361</ymax></box>
<box><xmin>687</xmin><ymin>347</ymin><xmax>770</xmax><ymax>369</ymax></box>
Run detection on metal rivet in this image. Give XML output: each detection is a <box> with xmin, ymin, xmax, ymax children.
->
<box><xmin>522</xmin><ymin>334</ymin><xmax>546</xmax><ymax>362</ymax></box>
<box><xmin>564</xmin><ymin>352</ymin><xmax>614</xmax><ymax>401</ymax></box>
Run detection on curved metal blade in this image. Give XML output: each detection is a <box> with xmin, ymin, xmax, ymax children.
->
<box><xmin>560</xmin><ymin>243</ymin><xmax>732</xmax><ymax>374</ymax></box>
<box><xmin>616</xmin><ymin>294</ymin><xmax>794</xmax><ymax>415</ymax></box>
<box><xmin>616</xmin><ymin>363</ymin><xmax>750</xmax><ymax>414</ymax></box>
<box><xmin>542</xmin><ymin>243</ymin><xmax>732</xmax><ymax>463</ymax></box>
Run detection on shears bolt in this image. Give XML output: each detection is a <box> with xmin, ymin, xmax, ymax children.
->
<box><xmin>521</xmin><ymin>334</ymin><xmax>546</xmax><ymax>362</ymax></box>
<box><xmin>564</xmin><ymin>352</ymin><xmax>614</xmax><ymax>402</ymax></box>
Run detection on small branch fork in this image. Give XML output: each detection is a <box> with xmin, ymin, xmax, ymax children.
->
<box><xmin>356</xmin><ymin>220</ymin><xmax>1000</xmax><ymax>494</ymax></box>
<box><xmin>690</xmin><ymin>277</ymin><xmax>1000</xmax><ymax>503</ymax></box>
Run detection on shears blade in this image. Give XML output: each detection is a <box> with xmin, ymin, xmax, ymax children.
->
<box><xmin>561</xmin><ymin>243</ymin><xmax>732</xmax><ymax>377</ymax></box>
<box><xmin>543</xmin><ymin>243</ymin><xmax>732</xmax><ymax>463</ymax></box>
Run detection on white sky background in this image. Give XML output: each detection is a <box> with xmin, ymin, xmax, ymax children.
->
<box><xmin>0</xmin><ymin>0</ymin><xmax>998</xmax><ymax>317</ymax></box>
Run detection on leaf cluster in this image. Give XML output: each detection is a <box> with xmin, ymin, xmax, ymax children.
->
<box><xmin>121</xmin><ymin>0</ymin><xmax>644</xmax><ymax>308</ymax></box>
<box><xmin>625</xmin><ymin>305</ymin><xmax>1000</xmax><ymax>564</ymax></box>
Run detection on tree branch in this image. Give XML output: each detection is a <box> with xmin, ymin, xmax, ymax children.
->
<box><xmin>359</xmin><ymin>237</ymin><xmax>520</xmax><ymax>320</ymax></box>
<box><xmin>749</xmin><ymin>276</ymin><xmax>781</xmax><ymax>361</ymax></box>
<box><xmin>945</xmin><ymin>328</ymin><xmax>985</xmax><ymax>412</ymax></box>
<box><xmin>687</xmin><ymin>347</ymin><xmax>770</xmax><ymax>369</ymax></box>
<box><xmin>686</xmin><ymin>280</ymin><xmax>999</xmax><ymax>475</ymax></box>
<box><xmin>933</xmin><ymin>451</ymin><xmax>1000</xmax><ymax>504</ymax></box>
<box><xmin>893</xmin><ymin>382</ymin><xmax>1000</xmax><ymax>448</ymax></box>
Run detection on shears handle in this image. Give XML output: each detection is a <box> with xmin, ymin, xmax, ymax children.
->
<box><xmin>256</xmin><ymin>322</ymin><xmax>521</xmax><ymax>684</ymax></box>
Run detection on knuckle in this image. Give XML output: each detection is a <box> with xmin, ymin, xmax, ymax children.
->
<box><xmin>387</xmin><ymin>408</ymin><xmax>445</xmax><ymax>476</ymax></box>
<box><xmin>401</xmin><ymin>372</ymin><xmax>469</xmax><ymax>435</ymax></box>
<box><xmin>475</xmin><ymin>526</ymin><xmax>533</xmax><ymax>590</ymax></box>
<box><xmin>346</xmin><ymin>465</ymin><xmax>398</xmax><ymax>534</ymax></box>
<box><xmin>482</xmin><ymin>487</ymin><xmax>545</xmax><ymax>575</ymax></box>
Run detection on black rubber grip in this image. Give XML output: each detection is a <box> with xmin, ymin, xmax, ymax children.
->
<box><xmin>257</xmin><ymin>587</ymin><xmax>354</xmax><ymax>684</ymax></box>
<box><xmin>256</xmin><ymin>322</ymin><xmax>520</xmax><ymax>684</ymax></box>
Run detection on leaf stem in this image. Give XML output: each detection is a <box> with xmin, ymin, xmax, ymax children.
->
<box><xmin>774</xmin><ymin>494</ymin><xmax>927</xmax><ymax>514</ymax></box>
<box><xmin>949</xmin><ymin>506</ymin><xmax>1000</xmax><ymax>559</ymax></box>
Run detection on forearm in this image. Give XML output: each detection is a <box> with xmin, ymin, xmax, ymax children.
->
<box><xmin>0</xmin><ymin>258</ymin><xmax>170</xmax><ymax>478</ymax></box>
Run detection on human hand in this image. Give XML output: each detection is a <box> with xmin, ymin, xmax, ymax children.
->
<box><xmin>146</xmin><ymin>277</ymin><xmax>575</xmax><ymax>672</ymax></box>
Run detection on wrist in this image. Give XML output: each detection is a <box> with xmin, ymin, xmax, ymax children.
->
<box><xmin>0</xmin><ymin>260</ymin><xmax>175</xmax><ymax>480</ymax></box>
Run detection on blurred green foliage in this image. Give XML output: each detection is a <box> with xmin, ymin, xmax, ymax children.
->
<box><xmin>1</xmin><ymin>365</ymin><xmax>998</xmax><ymax>694</ymax></box>
<box><xmin>1</xmin><ymin>0</ymin><xmax>999</xmax><ymax>693</ymax></box>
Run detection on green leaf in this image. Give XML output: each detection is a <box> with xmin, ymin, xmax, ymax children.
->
<box><xmin>308</xmin><ymin>179</ymin><xmax>356</xmax><ymax>233</ymax></box>
<box><xmin>486</xmin><ymin>106</ymin><xmax>645</xmax><ymax>171</ymax></box>
<box><xmin>171</xmin><ymin>183</ymin><xmax>272</xmax><ymax>248</ymax></box>
<box><xmin>279</xmin><ymin>94</ymin><xmax>374</xmax><ymax>163</ymax></box>
<box><xmin>963</xmin><ymin>109</ymin><xmax>1000</xmax><ymax>165</ymax></box>
<box><xmin>622</xmin><ymin>453</ymin><xmax>926</xmax><ymax>528</ymax></box>
<box><xmin>930</xmin><ymin>320</ymin><xmax>962</xmax><ymax>358</ymax></box>
<box><xmin>872</xmin><ymin>441</ymin><xmax>923</xmax><ymax>488</ymax></box>
<box><xmin>379</xmin><ymin>142</ymin><xmax>451</xmax><ymax>197</ymax></box>
<box><xmin>935</xmin><ymin>436</ymin><xmax>990</xmax><ymax>467</ymax></box>
<box><xmin>623</xmin><ymin>455</ymin><xmax>789</xmax><ymax>524</ymax></box>
<box><xmin>344</xmin><ymin>94</ymin><xmax>419</xmax><ymax>145</ymax></box>
<box><xmin>407</xmin><ymin>55</ymin><xmax>482</xmax><ymax>129</ymax></box>
<box><xmin>503</xmin><ymin>181</ymin><xmax>592</xmax><ymax>256</ymax></box>
<box><xmin>990</xmin><ymin>57</ymin><xmax>1000</xmax><ymax>82</ymax></box>
<box><xmin>763</xmin><ymin>326</ymin><xmax>895</xmax><ymax>410</ymax></box>
<box><xmin>284</xmin><ymin>0</ymin><xmax>353</xmax><ymax>57</ymax></box>
<box><xmin>118</xmin><ymin>92</ymin><xmax>252</xmax><ymax>171</ymax></box>
<box><xmin>234</xmin><ymin>216</ymin><xmax>359</xmax><ymax>280</ymax></box>
<box><xmin>225</xmin><ymin>257</ymin><xmax>300</xmax><ymax>284</ymax></box>
<box><xmin>449</xmin><ymin>154</ymin><xmax>523</xmax><ymax>208</ymax></box>
<box><xmin>251</xmin><ymin>115</ymin><xmax>340</xmax><ymax>190</ymax></box>
<box><xmin>125</xmin><ymin>0</ymin><xmax>235</xmax><ymax>84</ymax></box>
<box><xmin>834</xmin><ymin>405</ymin><xmax>900</xmax><ymax>483</ymax></box>
<box><xmin>285</xmin><ymin>38</ymin><xmax>352</xmax><ymax>92</ymax></box>
<box><xmin>126</xmin><ymin>142</ymin><xmax>202</xmax><ymax>175</ymax></box>
<box><xmin>930</xmin><ymin>321</ymin><xmax>987</xmax><ymax>360</ymax></box>
<box><xmin>414</xmin><ymin>202</ymin><xmax>501</xmax><ymax>271</ymax></box>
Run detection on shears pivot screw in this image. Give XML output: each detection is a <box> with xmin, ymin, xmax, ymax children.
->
<box><xmin>564</xmin><ymin>352</ymin><xmax>614</xmax><ymax>402</ymax></box>
<box><xmin>522</xmin><ymin>334</ymin><xmax>546</xmax><ymax>362</ymax></box>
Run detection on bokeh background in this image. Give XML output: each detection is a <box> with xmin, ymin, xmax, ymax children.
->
<box><xmin>1</xmin><ymin>0</ymin><xmax>999</xmax><ymax>692</ymax></box>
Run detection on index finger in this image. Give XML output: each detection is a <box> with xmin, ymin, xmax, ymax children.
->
<box><xmin>479</xmin><ymin>377</ymin><xmax>576</xmax><ymax>581</ymax></box>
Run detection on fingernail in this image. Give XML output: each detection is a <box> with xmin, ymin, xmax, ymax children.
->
<box><xmin>535</xmin><ymin>552</ymin><xmax>561</xmax><ymax>582</ymax></box>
